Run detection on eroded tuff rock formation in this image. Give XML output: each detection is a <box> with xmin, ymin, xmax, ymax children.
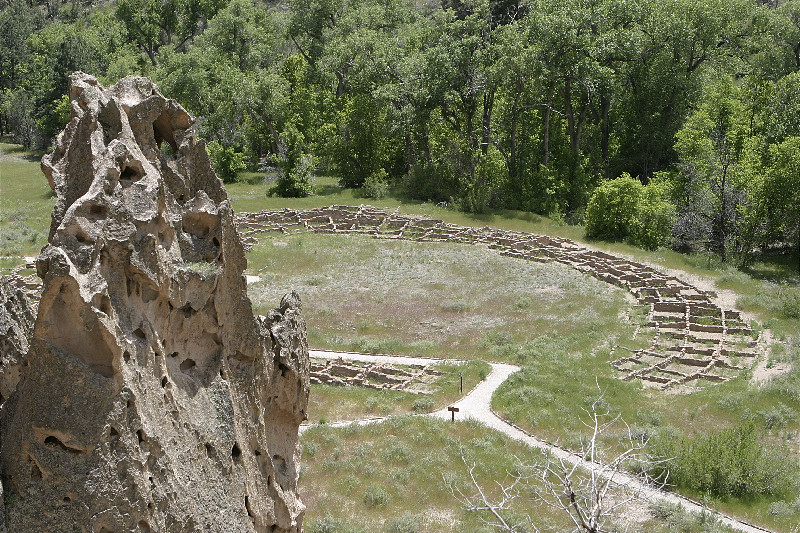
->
<box><xmin>0</xmin><ymin>73</ymin><xmax>309</xmax><ymax>532</ymax></box>
<box><xmin>0</xmin><ymin>277</ymin><xmax>34</xmax><ymax>408</ymax></box>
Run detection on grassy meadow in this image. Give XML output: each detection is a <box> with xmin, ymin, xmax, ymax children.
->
<box><xmin>2</xmin><ymin>144</ymin><xmax>799</xmax><ymax>531</ymax></box>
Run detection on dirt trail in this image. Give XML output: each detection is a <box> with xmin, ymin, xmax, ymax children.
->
<box><xmin>302</xmin><ymin>349</ymin><xmax>772</xmax><ymax>533</ymax></box>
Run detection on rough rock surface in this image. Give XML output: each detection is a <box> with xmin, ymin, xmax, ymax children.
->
<box><xmin>0</xmin><ymin>277</ymin><xmax>35</xmax><ymax>407</ymax></box>
<box><xmin>0</xmin><ymin>73</ymin><xmax>310</xmax><ymax>533</ymax></box>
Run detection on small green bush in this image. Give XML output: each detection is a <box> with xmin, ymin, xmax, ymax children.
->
<box><xmin>363</xmin><ymin>485</ymin><xmax>391</xmax><ymax>507</ymax></box>
<box><xmin>270</xmin><ymin>152</ymin><xmax>315</xmax><ymax>198</ymax></box>
<box><xmin>585</xmin><ymin>173</ymin><xmax>675</xmax><ymax>250</ymax></box>
<box><xmin>411</xmin><ymin>396</ymin><xmax>434</xmax><ymax>412</ymax></box>
<box><xmin>651</xmin><ymin>421</ymin><xmax>798</xmax><ymax>498</ymax></box>
<box><xmin>362</xmin><ymin>168</ymin><xmax>390</xmax><ymax>199</ymax></box>
<box><xmin>207</xmin><ymin>140</ymin><xmax>247</xmax><ymax>183</ymax></box>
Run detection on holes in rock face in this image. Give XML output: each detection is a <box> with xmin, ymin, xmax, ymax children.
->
<box><xmin>29</xmin><ymin>457</ymin><xmax>42</xmax><ymax>480</ymax></box>
<box><xmin>161</xmin><ymin>376</ymin><xmax>168</xmax><ymax>388</ymax></box>
<box><xmin>119</xmin><ymin>161</ymin><xmax>145</xmax><ymax>187</ymax></box>
<box><xmin>138</xmin><ymin>520</ymin><xmax>151</xmax><ymax>532</ymax></box>
<box><xmin>120</xmin><ymin>166</ymin><xmax>138</xmax><ymax>180</ymax></box>
<box><xmin>136</xmin><ymin>429</ymin><xmax>145</xmax><ymax>444</ymax></box>
<box><xmin>245</xmin><ymin>495</ymin><xmax>254</xmax><ymax>519</ymax></box>
<box><xmin>182</xmin><ymin>211</ymin><xmax>219</xmax><ymax>239</ymax></box>
<box><xmin>46</xmin><ymin>280</ymin><xmax>115</xmax><ymax>378</ymax></box>
<box><xmin>89</xmin><ymin>203</ymin><xmax>107</xmax><ymax>217</ymax></box>
<box><xmin>92</xmin><ymin>293</ymin><xmax>112</xmax><ymax>316</ymax></box>
<box><xmin>180</xmin><ymin>304</ymin><xmax>196</xmax><ymax>318</ymax></box>
<box><xmin>133</xmin><ymin>328</ymin><xmax>146</xmax><ymax>342</ymax></box>
<box><xmin>141</xmin><ymin>284</ymin><xmax>159</xmax><ymax>304</ymax></box>
<box><xmin>123</xmin><ymin>351</ymin><xmax>131</xmax><ymax>364</ymax></box>
<box><xmin>205</xmin><ymin>443</ymin><xmax>215</xmax><ymax>457</ymax></box>
<box><xmin>169</xmin><ymin>352</ymin><xmax>179</xmax><ymax>358</ymax></box>
<box><xmin>219</xmin><ymin>368</ymin><xmax>226</xmax><ymax>380</ymax></box>
<box><xmin>231</xmin><ymin>443</ymin><xmax>241</xmax><ymax>461</ymax></box>
<box><xmin>44</xmin><ymin>435</ymin><xmax>83</xmax><ymax>455</ymax></box>
<box><xmin>179</xmin><ymin>359</ymin><xmax>196</xmax><ymax>372</ymax></box>
<box><xmin>109</xmin><ymin>426</ymin><xmax>120</xmax><ymax>438</ymax></box>
<box><xmin>212</xmin><ymin>237</ymin><xmax>220</xmax><ymax>247</ymax></box>
<box><xmin>276</xmin><ymin>359</ymin><xmax>288</xmax><ymax>378</ymax></box>
<box><xmin>153</xmin><ymin>111</ymin><xmax>178</xmax><ymax>152</ymax></box>
<box><xmin>63</xmin><ymin>496</ymin><xmax>71</xmax><ymax>503</ymax></box>
<box><xmin>73</xmin><ymin>228</ymin><xmax>90</xmax><ymax>244</ymax></box>
<box><xmin>126</xmin><ymin>278</ymin><xmax>136</xmax><ymax>298</ymax></box>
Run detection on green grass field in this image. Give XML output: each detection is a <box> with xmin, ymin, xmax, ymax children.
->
<box><xmin>2</xmin><ymin>144</ymin><xmax>798</xmax><ymax>531</ymax></box>
<box><xmin>0</xmin><ymin>143</ymin><xmax>53</xmax><ymax>258</ymax></box>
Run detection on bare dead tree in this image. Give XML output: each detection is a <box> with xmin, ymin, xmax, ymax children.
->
<box><xmin>448</xmin><ymin>390</ymin><xmax>669</xmax><ymax>533</ymax></box>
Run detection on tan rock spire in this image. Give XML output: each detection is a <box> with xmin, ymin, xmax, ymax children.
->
<box><xmin>1</xmin><ymin>72</ymin><xmax>309</xmax><ymax>533</ymax></box>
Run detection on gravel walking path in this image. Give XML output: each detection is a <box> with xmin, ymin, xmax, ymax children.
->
<box><xmin>303</xmin><ymin>349</ymin><xmax>773</xmax><ymax>533</ymax></box>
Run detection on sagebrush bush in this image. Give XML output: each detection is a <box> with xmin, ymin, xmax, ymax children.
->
<box><xmin>385</xmin><ymin>513</ymin><xmax>420</xmax><ymax>533</ymax></box>
<box><xmin>306</xmin><ymin>514</ymin><xmax>364</xmax><ymax>533</ymax></box>
<box><xmin>363</xmin><ymin>485</ymin><xmax>391</xmax><ymax>507</ymax></box>
<box><xmin>411</xmin><ymin>396</ymin><xmax>434</xmax><ymax>412</ymax></box>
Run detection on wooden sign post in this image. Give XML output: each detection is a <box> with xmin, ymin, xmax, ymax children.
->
<box><xmin>447</xmin><ymin>406</ymin><xmax>459</xmax><ymax>422</ymax></box>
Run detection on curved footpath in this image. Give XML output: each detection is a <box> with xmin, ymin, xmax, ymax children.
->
<box><xmin>302</xmin><ymin>349</ymin><xmax>772</xmax><ymax>533</ymax></box>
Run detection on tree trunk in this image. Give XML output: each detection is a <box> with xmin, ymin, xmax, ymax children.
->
<box><xmin>719</xmin><ymin>163</ymin><xmax>728</xmax><ymax>263</ymax></box>
<box><xmin>481</xmin><ymin>88</ymin><xmax>495</xmax><ymax>156</ymax></box>
<box><xmin>600</xmin><ymin>94</ymin><xmax>611</xmax><ymax>178</ymax></box>
<box><xmin>509</xmin><ymin>90</ymin><xmax>522</xmax><ymax>179</ymax></box>
<box><xmin>542</xmin><ymin>81</ymin><xmax>554</xmax><ymax>166</ymax></box>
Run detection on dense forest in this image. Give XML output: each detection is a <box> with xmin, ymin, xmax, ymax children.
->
<box><xmin>1</xmin><ymin>0</ymin><xmax>799</xmax><ymax>266</ymax></box>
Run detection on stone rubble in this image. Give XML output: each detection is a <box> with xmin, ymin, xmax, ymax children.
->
<box><xmin>310</xmin><ymin>357</ymin><xmax>442</xmax><ymax>393</ymax></box>
<box><xmin>237</xmin><ymin>205</ymin><xmax>760</xmax><ymax>389</ymax></box>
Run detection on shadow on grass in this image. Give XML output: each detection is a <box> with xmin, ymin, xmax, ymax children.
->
<box><xmin>741</xmin><ymin>250</ymin><xmax>800</xmax><ymax>284</ymax></box>
<box><xmin>316</xmin><ymin>183</ymin><xmax>344</xmax><ymax>196</ymax></box>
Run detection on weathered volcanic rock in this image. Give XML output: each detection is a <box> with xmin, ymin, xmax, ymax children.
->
<box><xmin>0</xmin><ymin>73</ymin><xmax>310</xmax><ymax>532</ymax></box>
<box><xmin>0</xmin><ymin>277</ymin><xmax>35</xmax><ymax>407</ymax></box>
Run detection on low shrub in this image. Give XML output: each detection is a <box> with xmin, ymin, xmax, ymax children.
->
<box><xmin>306</xmin><ymin>514</ymin><xmax>365</xmax><ymax>533</ymax></box>
<box><xmin>385</xmin><ymin>513</ymin><xmax>419</xmax><ymax>533</ymax></box>
<box><xmin>362</xmin><ymin>168</ymin><xmax>390</xmax><ymax>199</ymax></box>
<box><xmin>363</xmin><ymin>485</ymin><xmax>391</xmax><ymax>507</ymax></box>
<box><xmin>651</xmin><ymin>421</ymin><xmax>798</xmax><ymax>498</ymax></box>
<box><xmin>411</xmin><ymin>396</ymin><xmax>434</xmax><ymax>412</ymax></box>
<box><xmin>207</xmin><ymin>140</ymin><xmax>247</xmax><ymax>183</ymax></box>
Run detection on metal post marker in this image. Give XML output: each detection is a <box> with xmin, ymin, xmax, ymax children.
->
<box><xmin>459</xmin><ymin>371</ymin><xmax>463</xmax><ymax>393</ymax></box>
